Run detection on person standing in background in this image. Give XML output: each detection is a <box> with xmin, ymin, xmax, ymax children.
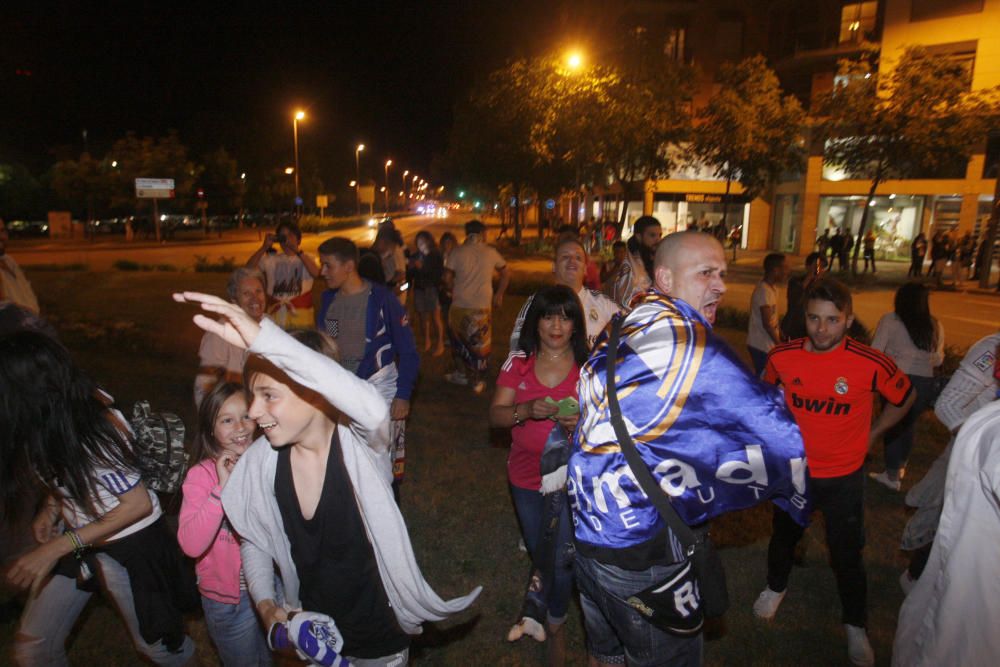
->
<box><xmin>245</xmin><ymin>221</ymin><xmax>318</xmax><ymax>330</ymax></box>
<box><xmin>869</xmin><ymin>283</ymin><xmax>944</xmax><ymax>491</ymax></box>
<box><xmin>747</xmin><ymin>253</ymin><xmax>789</xmax><ymax>376</ymax></box>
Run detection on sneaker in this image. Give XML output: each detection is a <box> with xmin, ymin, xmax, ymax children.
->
<box><xmin>752</xmin><ymin>587</ymin><xmax>786</xmax><ymax>620</ymax></box>
<box><xmin>899</xmin><ymin>569</ymin><xmax>917</xmax><ymax>595</ymax></box>
<box><xmin>472</xmin><ymin>380</ymin><xmax>486</xmax><ymax>395</ymax></box>
<box><xmin>845</xmin><ymin>624</ymin><xmax>875</xmax><ymax>667</ymax></box>
<box><xmin>445</xmin><ymin>371</ymin><xmax>468</xmax><ymax>386</ymax></box>
<box><xmin>869</xmin><ymin>471</ymin><xmax>901</xmax><ymax>491</ymax></box>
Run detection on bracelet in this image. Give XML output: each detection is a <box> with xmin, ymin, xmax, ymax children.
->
<box><xmin>64</xmin><ymin>529</ymin><xmax>89</xmax><ymax>558</ymax></box>
<box><xmin>512</xmin><ymin>404</ymin><xmax>523</xmax><ymax>426</ymax></box>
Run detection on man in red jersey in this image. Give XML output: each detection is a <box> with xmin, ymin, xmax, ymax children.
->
<box><xmin>752</xmin><ymin>277</ymin><xmax>914</xmax><ymax>667</ymax></box>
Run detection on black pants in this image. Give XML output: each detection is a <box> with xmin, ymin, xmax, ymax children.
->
<box><xmin>766</xmin><ymin>467</ymin><xmax>867</xmax><ymax>627</ymax></box>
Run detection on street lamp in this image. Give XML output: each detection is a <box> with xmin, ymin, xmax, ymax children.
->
<box><xmin>384</xmin><ymin>159</ymin><xmax>393</xmax><ymax>213</ymax></box>
<box><xmin>293</xmin><ymin>110</ymin><xmax>305</xmax><ymax>216</ymax></box>
<box><xmin>566</xmin><ymin>49</ymin><xmax>584</xmax><ymax>70</ymax></box>
<box><xmin>355</xmin><ymin>144</ymin><xmax>365</xmax><ymax>215</ymax></box>
<box><xmin>402</xmin><ymin>169</ymin><xmax>409</xmax><ymax>206</ymax></box>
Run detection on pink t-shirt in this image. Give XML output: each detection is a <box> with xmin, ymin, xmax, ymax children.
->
<box><xmin>497</xmin><ymin>352</ymin><xmax>580</xmax><ymax>490</ymax></box>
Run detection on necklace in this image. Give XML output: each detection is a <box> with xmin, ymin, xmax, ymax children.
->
<box><xmin>540</xmin><ymin>348</ymin><xmax>569</xmax><ymax>361</ymax></box>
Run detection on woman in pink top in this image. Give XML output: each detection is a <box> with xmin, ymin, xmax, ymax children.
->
<box><xmin>490</xmin><ymin>285</ymin><xmax>587</xmax><ymax>666</ymax></box>
<box><xmin>178</xmin><ymin>382</ymin><xmax>272</xmax><ymax>666</ymax></box>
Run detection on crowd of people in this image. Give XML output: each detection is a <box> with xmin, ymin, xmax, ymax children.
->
<box><xmin>1</xmin><ymin>212</ymin><xmax>998</xmax><ymax>667</ymax></box>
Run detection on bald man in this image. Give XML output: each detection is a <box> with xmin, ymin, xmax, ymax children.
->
<box><xmin>569</xmin><ymin>231</ymin><xmax>808</xmax><ymax>666</ymax></box>
<box><xmin>652</xmin><ymin>230</ymin><xmax>727</xmax><ymax>324</ymax></box>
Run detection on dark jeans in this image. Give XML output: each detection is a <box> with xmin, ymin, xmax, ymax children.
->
<box><xmin>908</xmin><ymin>257</ymin><xmax>924</xmax><ymax>277</ymax></box>
<box><xmin>883</xmin><ymin>375</ymin><xmax>935</xmax><ymax>473</ymax></box>
<box><xmin>575</xmin><ymin>554</ymin><xmax>703</xmax><ymax>666</ymax></box>
<box><xmin>747</xmin><ymin>346</ymin><xmax>769</xmax><ymax>378</ymax></box>
<box><xmin>509</xmin><ymin>484</ymin><xmax>574</xmax><ymax>622</ymax></box>
<box><xmin>766</xmin><ymin>467</ymin><xmax>867</xmax><ymax>627</ymax></box>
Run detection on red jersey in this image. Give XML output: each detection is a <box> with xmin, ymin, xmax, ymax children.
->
<box><xmin>764</xmin><ymin>337</ymin><xmax>912</xmax><ymax>478</ymax></box>
<box><xmin>497</xmin><ymin>352</ymin><xmax>580</xmax><ymax>490</ymax></box>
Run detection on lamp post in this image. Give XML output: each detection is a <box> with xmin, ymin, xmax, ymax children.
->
<box><xmin>293</xmin><ymin>110</ymin><xmax>305</xmax><ymax>217</ymax></box>
<box><xmin>402</xmin><ymin>169</ymin><xmax>409</xmax><ymax>207</ymax></box>
<box><xmin>355</xmin><ymin>144</ymin><xmax>365</xmax><ymax>216</ymax></box>
<box><xmin>384</xmin><ymin>160</ymin><xmax>393</xmax><ymax>214</ymax></box>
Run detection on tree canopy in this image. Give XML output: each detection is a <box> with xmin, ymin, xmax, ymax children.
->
<box><xmin>692</xmin><ymin>55</ymin><xmax>805</xmax><ymax>207</ymax></box>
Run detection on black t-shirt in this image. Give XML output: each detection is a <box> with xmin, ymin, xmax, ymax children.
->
<box><xmin>275</xmin><ymin>436</ymin><xmax>409</xmax><ymax>658</ymax></box>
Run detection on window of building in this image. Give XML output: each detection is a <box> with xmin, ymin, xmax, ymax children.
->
<box><xmin>911</xmin><ymin>0</ymin><xmax>984</xmax><ymax>22</ymax></box>
<box><xmin>839</xmin><ymin>2</ymin><xmax>877</xmax><ymax>44</ymax></box>
<box><xmin>818</xmin><ymin>194</ymin><xmax>926</xmax><ymax>259</ymax></box>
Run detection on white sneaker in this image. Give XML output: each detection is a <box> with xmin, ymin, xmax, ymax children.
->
<box><xmin>444</xmin><ymin>371</ymin><xmax>468</xmax><ymax>386</ymax></box>
<box><xmin>752</xmin><ymin>587</ymin><xmax>786</xmax><ymax>620</ymax></box>
<box><xmin>869</xmin><ymin>471</ymin><xmax>901</xmax><ymax>491</ymax></box>
<box><xmin>845</xmin><ymin>624</ymin><xmax>874</xmax><ymax>666</ymax></box>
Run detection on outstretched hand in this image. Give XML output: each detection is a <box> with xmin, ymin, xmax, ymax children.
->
<box><xmin>173</xmin><ymin>292</ymin><xmax>261</xmax><ymax>350</ymax></box>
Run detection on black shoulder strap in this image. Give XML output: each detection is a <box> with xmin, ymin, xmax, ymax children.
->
<box><xmin>606</xmin><ymin>316</ymin><xmax>697</xmax><ymax>554</ymax></box>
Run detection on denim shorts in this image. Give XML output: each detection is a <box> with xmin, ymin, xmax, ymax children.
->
<box><xmin>574</xmin><ymin>553</ymin><xmax>703</xmax><ymax>667</ymax></box>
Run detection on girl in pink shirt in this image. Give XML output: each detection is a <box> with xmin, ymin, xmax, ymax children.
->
<box><xmin>178</xmin><ymin>382</ymin><xmax>272</xmax><ymax>666</ymax></box>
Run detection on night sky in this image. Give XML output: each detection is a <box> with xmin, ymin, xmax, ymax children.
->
<box><xmin>2</xmin><ymin>1</ymin><xmax>577</xmax><ymax>185</ymax></box>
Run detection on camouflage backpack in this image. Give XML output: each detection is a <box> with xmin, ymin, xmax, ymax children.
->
<box><xmin>130</xmin><ymin>401</ymin><xmax>188</xmax><ymax>494</ymax></box>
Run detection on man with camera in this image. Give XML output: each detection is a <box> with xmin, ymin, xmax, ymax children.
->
<box><xmin>246</xmin><ymin>221</ymin><xmax>319</xmax><ymax>330</ymax></box>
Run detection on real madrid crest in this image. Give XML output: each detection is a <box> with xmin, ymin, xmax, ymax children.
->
<box><xmin>834</xmin><ymin>376</ymin><xmax>849</xmax><ymax>395</ymax></box>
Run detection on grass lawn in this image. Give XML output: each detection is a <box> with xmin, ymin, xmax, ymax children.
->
<box><xmin>0</xmin><ymin>269</ymin><xmax>954</xmax><ymax>666</ymax></box>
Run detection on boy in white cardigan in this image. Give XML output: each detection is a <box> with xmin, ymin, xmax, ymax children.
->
<box><xmin>174</xmin><ymin>291</ymin><xmax>480</xmax><ymax>667</ymax></box>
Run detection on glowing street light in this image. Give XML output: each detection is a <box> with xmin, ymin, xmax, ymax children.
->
<box><xmin>355</xmin><ymin>144</ymin><xmax>365</xmax><ymax>215</ymax></box>
<box><xmin>566</xmin><ymin>49</ymin><xmax>584</xmax><ymax>70</ymax></box>
<box><xmin>384</xmin><ymin>159</ymin><xmax>393</xmax><ymax>213</ymax></box>
<box><xmin>292</xmin><ymin>110</ymin><xmax>306</xmax><ymax>216</ymax></box>
<box><xmin>285</xmin><ymin>167</ymin><xmax>295</xmax><ymax>175</ymax></box>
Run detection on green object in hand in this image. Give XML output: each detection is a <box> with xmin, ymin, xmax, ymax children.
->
<box><xmin>544</xmin><ymin>396</ymin><xmax>579</xmax><ymax>417</ymax></box>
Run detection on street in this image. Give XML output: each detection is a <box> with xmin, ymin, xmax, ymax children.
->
<box><xmin>11</xmin><ymin>212</ymin><xmax>1000</xmax><ymax>349</ymax></box>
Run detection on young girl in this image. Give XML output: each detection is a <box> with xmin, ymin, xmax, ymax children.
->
<box><xmin>173</xmin><ymin>290</ymin><xmax>480</xmax><ymax>666</ymax></box>
<box><xmin>1</xmin><ymin>331</ymin><xmax>194</xmax><ymax>666</ymax></box>
<box><xmin>177</xmin><ymin>382</ymin><xmax>272</xmax><ymax>666</ymax></box>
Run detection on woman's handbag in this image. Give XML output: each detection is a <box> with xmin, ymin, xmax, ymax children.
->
<box><xmin>604</xmin><ymin>317</ymin><xmax>730</xmax><ymax>635</ymax></box>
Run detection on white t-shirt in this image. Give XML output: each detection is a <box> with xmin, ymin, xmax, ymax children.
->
<box><xmin>747</xmin><ymin>280</ymin><xmax>778</xmax><ymax>352</ymax></box>
<box><xmin>871</xmin><ymin>312</ymin><xmax>945</xmax><ymax>377</ymax></box>
<box><xmin>258</xmin><ymin>252</ymin><xmax>313</xmax><ymax>301</ymax></box>
<box><xmin>510</xmin><ymin>287</ymin><xmax>621</xmax><ymax>352</ymax></box>
<box><xmin>445</xmin><ymin>238</ymin><xmax>506</xmax><ymax>310</ymax></box>
<box><xmin>58</xmin><ymin>409</ymin><xmax>162</xmax><ymax>542</ymax></box>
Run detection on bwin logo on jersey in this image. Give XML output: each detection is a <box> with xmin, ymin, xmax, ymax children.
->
<box><xmin>790</xmin><ymin>392</ymin><xmax>850</xmax><ymax>415</ymax></box>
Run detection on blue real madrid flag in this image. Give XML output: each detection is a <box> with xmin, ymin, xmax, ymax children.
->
<box><xmin>568</xmin><ymin>292</ymin><xmax>810</xmax><ymax>552</ymax></box>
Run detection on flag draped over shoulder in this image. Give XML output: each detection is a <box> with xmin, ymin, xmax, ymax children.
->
<box><xmin>568</xmin><ymin>292</ymin><xmax>810</xmax><ymax>551</ymax></box>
